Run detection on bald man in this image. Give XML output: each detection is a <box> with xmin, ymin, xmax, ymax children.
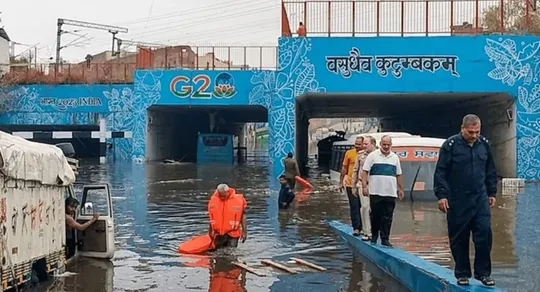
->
<box><xmin>361</xmin><ymin>135</ymin><xmax>404</xmax><ymax>247</ymax></box>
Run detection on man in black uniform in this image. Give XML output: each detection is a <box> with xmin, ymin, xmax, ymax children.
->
<box><xmin>433</xmin><ymin>114</ymin><xmax>497</xmax><ymax>287</ymax></box>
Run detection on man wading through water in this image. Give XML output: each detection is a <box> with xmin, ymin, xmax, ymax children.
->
<box><xmin>340</xmin><ymin>136</ymin><xmax>364</xmax><ymax>236</ymax></box>
<box><xmin>434</xmin><ymin>114</ymin><xmax>497</xmax><ymax>287</ymax></box>
<box><xmin>283</xmin><ymin>152</ymin><xmax>301</xmax><ymax>190</ymax></box>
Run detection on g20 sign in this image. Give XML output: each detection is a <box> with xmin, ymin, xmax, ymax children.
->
<box><xmin>169</xmin><ymin>72</ymin><xmax>237</xmax><ymax>99</ymax></box>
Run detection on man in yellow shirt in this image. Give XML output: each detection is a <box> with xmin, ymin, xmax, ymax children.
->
<box><xmin>340</xmin><ymin>136</ymin><xmax>364</xmax><ymax>236</ymax></box>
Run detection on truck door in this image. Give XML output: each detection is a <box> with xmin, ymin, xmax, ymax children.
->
<box><xmin>77</xmin><ymin>184</ymin><xmax>115</xmax><ymax>259</ymax></box>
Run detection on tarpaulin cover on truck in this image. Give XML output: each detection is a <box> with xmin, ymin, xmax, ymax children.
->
<box><xmin>0</xmin><ymin>131</ymin><xmax>76</xmax><ymax>186</ymax></box>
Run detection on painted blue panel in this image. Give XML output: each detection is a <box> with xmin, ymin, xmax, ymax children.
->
<box><xmin>328</xmin><ymin>220</ymin><xmax>506</xmax><ymax>292</ymax></box>
<box><xmin>196</xmin><ymin>133</ymin><xmax>234</xmax><ymax>164</ymax></box>
<box><xmin>308</xmin><ymin>36</ymin><xmax>514</xmax><ymax>93</ymax></box>
<box><xmin>155</xmin><ymin>70</ymin><xmax>252</xmax><ymax>105</ymax></box>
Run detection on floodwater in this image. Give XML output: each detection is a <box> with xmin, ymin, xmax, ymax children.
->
<box><xmin>36</xmin><ymin>158</ymin><xmax>533</xmax><ymax>292</ymax></box>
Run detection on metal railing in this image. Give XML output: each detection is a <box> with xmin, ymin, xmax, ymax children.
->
<box><xmin>284</xmin><ymin>0</ymin><xmax>534</xmax><ymax>36</ymax></box>
<box><xmin>1</xmin><ymin>46</ymin><xmax>278</xmax><ymax>84</ymax></box>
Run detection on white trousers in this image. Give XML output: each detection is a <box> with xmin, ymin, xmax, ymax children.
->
<box><xmin>357</xmin><ymin>184</ymin><xmax>372</xmax><ymax>237</ymax></box>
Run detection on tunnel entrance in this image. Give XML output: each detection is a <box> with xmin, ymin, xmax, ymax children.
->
<box><xmin>296</xmin><ymin>92</ymin><xmax>516</xmax><ymax>178</ymax></box>
<box><xmin>147</xmin><ymin>105</ymin><xmax>268</xmax><ymax>162</ymax></box>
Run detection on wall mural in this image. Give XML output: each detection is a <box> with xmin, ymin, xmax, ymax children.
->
<box><xmin>4</xmin><ymin>36</ymin><xmax>540</xmax><ymax>179</ymax></box>
<box><xmin>484</xmin><ymin>38</ymin><xmax>540</xmax><ymax>179</ymax></box>
<box><xmin>248</xmin><ymin>37</ymin><xmax>327</xmax><ymax>174</ymax></box>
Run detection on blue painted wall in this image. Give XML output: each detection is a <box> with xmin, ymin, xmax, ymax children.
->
<box><xmin>268</xmin><ymin>36</ymin><xmax>539</xmax><ymax>179</ymax></box>
<box><xmin>0</xmin><ymin>84</ymin><xmax>135</xmax><ymax>160</ymax></box>
<box><xmin>2</xmin><ymin>36</ymin><xmax>540</xmax><ymax>180</ymax></box>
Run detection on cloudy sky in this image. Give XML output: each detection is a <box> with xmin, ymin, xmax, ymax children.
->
<box><xmin>1</xmin><ymin>0</ymin><xmax>281</xmax><ymax>63</ymax></box>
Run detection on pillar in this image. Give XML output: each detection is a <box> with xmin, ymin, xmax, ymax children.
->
<box><xmin>99</xmin><ymin>118</ymin><xmax>106</xmax><ymax>164</ymax></box>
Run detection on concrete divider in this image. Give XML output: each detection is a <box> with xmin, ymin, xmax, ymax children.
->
<box><xmin>328</xmin><ymin>220</ymin><xmax>505</xmax><ymax>292</ymax></box>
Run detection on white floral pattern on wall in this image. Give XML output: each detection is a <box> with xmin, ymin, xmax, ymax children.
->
<box><xmin>485</xmin><ymin>38</ymin><xmax>540</xmax><ymax>179</ymax></box>
<box><xmin>249</xmin><ymin>37</ymin><xmax>326</xmax><ymax>172</ymax></box>
<box><xmin>1</xmin><ymin>85</ymin><xmax>135</xmax><ymax>161</ymax></box>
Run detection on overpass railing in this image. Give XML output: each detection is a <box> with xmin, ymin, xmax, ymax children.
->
<box><xmin>1</xmin><ymin>46</ymin><xmax>278</xmax><ymax>84</ymax></box>
<box><xmin>284</xmin><ymin>0</ymin><xmax>534</xmax><ymax>36</ymax></box>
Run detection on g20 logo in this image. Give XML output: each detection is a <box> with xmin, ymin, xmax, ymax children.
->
<box><xmin>170</xmin><ymin>72</ymin><xmax>237</xmax><ymax>99</ymax></box>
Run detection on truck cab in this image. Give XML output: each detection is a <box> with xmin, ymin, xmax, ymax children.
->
<box><xmin>63</xmin><ymin>155</ymin><xmax>116</xmax><ymax>262</ymax></box>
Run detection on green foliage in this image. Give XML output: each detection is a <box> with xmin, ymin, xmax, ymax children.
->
<box><xmin>482</xmin><ymin>0</ymin><xmax>540</xmax><ymax>34</ymax></box>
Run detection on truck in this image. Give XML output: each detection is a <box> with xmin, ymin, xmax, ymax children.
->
<box><xmin>0</xmin><ymin>131</ymin><xmax>115</xmax><ymax>291</ymax></box>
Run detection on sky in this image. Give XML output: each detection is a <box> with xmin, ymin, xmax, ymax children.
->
<box><xmin>0</xmin><ymin>0</ymin><xmax>281</xmax><ymax>63</ymax></box>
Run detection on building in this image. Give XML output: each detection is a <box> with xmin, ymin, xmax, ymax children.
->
<box><xmin>0</xmin><ymin>27</ymin><xmax>10</xmax><ymax>76</ymax></box>
<box><xmin>85</xmin><ymin>45</ymin><xmax>248</xmax><ymax>70</ymax></box>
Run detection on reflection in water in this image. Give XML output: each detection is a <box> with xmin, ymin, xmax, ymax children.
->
<box><xmin>37</xmin><ymin>160</ymin><xmax>525</xmax><ymax>291</ymax></box>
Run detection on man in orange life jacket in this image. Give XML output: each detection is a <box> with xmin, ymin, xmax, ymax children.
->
<box><xmin>208</xmin><ymin>184</ymin><xmax>248</xmax><ymax>248</ymax></box>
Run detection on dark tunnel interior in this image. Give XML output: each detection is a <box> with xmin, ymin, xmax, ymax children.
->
<box><xmin>146</xmin><ymin>105</ymin><xmax>268</xmax><ymax>162</ymax></box>
<box><xmin>296</xmin><ymin>92</ymin><xmax>516</xmax><ymax>178</ymax></box>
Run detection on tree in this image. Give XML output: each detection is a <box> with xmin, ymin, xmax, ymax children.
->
<box><xmin>482</xmin><ymin>0</ymin><xmax>540</xmax><ymax>34</ymax></box>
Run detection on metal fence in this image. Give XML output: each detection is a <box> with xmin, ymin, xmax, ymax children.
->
<box><xmin>284</xmin><ymin>0</ymin><xmax>533</xmax><ymax>36</ymax></box>
<box><xmin>1</xmin><ymin>46</ymin><xmax>278</xmax><ymax>84</ymax></box>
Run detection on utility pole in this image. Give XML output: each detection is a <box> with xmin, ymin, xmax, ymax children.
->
<box><xmin>55</xmin><ymin>18</ymin><xmax>128</xmax><ymax>65</ymax></box>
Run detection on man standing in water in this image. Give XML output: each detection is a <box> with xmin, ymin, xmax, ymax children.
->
<box><xmin>208</xmin><ymin>184</ymin><xmax>248</xmax><ymax>249</ymax></box>
<box><xmin>351</xmin><ymin>135</ymin><xmax>377</xmax><ymax>241</ymax></box>
<box><xmin>361</xmin><ymin>135</ymin><xmax>404</xmax><ymax>247</ymax></box>
<box><xmin>434</xmin><ymin>114</ymin><xmax>497</xmax><ymax>287</ymax></box>
<box><xmin>340</xmin><ymin>136</ymin><xmax>364</xmax><ymax>236</ymax></box>
<box><xmin>283</xmin><ymin>152</ymin><xmax>301</xmax><ymax>189</ymax></box>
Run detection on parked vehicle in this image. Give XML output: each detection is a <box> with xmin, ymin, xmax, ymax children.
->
<box><xmin>0</xmin><ymin>131</ymin><xmax>114</xmax><ymax>291</ymax></box>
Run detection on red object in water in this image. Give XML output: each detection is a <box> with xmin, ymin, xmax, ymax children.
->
<box><xmin>178</xmin><ymin>234</ymin><xmax>215</xmax><ymax>254</ymax></box>
<box><xmin>295</xmin><ymin>176</ymin><xmax>314</xmax><ymax>190</ymax></box>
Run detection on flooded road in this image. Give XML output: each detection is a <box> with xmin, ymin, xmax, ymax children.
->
<box><xmin>38</xmin><ymin>159</ymin><xmax>530</xmax><ymax>292</ymax></box>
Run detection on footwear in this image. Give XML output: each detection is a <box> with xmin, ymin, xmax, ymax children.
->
<box><xmin>361</xmin><ymin>235</ymin><xmax>370</xmax><ymax>241</ymax></box>
<box><xmin>381</xmin><ymin>240</ymin><xmax>394</xmax><ymax>248</ymax></box>
<box><xmin>457</xmin><ymin>277</ymin><xmax>470</xmax><ymax>286</ymax></box>
<box><xmin>370</xmin><ymin>239</ymin><xmax>377</xmax><ymax>245</ymax></box>
<box><xmin>353</xmin><ymin>229</ymin><xmax>361</xmax><ymax>236</ymax></box>
<box><xmin>474</xmin><ymin>276</ymin><xmax>495</xmax><ymax>287</ymax></box>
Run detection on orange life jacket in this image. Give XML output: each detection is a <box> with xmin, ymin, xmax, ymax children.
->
<box><xmin>208</xmin><ymin>188</ymin><xmax>246</xmax><ymax>238</ymax></box>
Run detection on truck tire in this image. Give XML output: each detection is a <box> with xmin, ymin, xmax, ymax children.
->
<box><xmin>55</xmin><ymin>143</ymin><xmax>76</xmax><ymax>158</ymax></box>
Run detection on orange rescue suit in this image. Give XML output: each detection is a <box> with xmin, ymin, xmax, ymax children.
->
<box><xmin>208</xmin><ymin>188</ymin><xmax>247</xmax><ymax>238</ymax></box>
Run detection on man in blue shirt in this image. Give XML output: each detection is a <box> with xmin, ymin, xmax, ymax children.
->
<box><xmin>434</xmin><ymin>114</ymin><xmax>497</xmax><ymax>287</ymax></box>
<box><xmin>278</xmin><ymin>175</ymin><xmax>295</xmax><ymax>209</ymax></box>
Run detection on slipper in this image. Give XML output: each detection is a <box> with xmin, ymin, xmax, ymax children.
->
<box><xmin>475</xmin><ymin>276</ymin><xmax>495</xmax><ymax>287</ymax></box>
<box><xmin>457</xmin><ymin>277</ymin><xmax>469</xmax><ymax>286</ymax></box>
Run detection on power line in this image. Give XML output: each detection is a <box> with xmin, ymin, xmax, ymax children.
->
<box><xmin>111</xmin><ymin>0</ymin><xmax>273</xmax><ymax>26</ymax></box>
<box><xmin>141</xmin><ymin>0</ymin><xmax>156</xmax><ymax>40</ymax></box>
<box><xmin>89</xmin><ymin>5</ymin><xmax>278</xmax><ymax>48</ymax></box>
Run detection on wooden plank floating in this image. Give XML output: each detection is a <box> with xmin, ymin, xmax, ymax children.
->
<box><xmin>231</xmin><ymin>262</ymin><xmax>265</xmax><ymax>277</ymax></box>
<box><xmin>261</xmin><ymin>259</ymin><xmax>297</xmax><ymax>274</ymax></box>
<box><xmin>290</xmin><ymin>257</ymin><xmax>328</xmax><ymax>271</ymax></box>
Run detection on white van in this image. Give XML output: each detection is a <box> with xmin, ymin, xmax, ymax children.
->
<box><xmin>0</xmin><ymin>131</ymin><xmax>115</xmax><ymax>291</ymax></box>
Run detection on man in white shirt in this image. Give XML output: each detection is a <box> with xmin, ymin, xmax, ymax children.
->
<box><xmin>361</xmin><ymin>135</ymin><xmax>404</xmax><ymax>247</ymax></box>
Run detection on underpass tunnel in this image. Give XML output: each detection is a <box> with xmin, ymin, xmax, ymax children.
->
<box><xmin>296</xmin><ymin>92</ymin><xmax>516</xmax><ymax>178</ymax></box>
<box><xmin>146</xmin><ymin>105</ymin><xmax>268</xmax><ymax>162</ymax></box>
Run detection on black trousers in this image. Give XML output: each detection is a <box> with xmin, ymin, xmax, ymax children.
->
<box><xmin>447</xmin><ymin>202</ymin><xmax>492</xmax><ymax>279</ymax></box>
<box><xmin>346</xmin><ymin>187</ymin><xmax>362</xmax><ymax>231</ymax></box>
<box><xmin>370</xmin><ymin>195</ymin><xmax>396</xmax><ymax>241</ymax></box>
<box><xmin>214</xmin><ymin>234</ymin><xmax>240</xmax><ymax>249</ymax></box>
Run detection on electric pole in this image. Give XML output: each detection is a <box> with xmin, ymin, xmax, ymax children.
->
<box><xmin>55</xmin><ymin>18</ymin><xmax>128</xmax><ymax>65</ymax></box>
